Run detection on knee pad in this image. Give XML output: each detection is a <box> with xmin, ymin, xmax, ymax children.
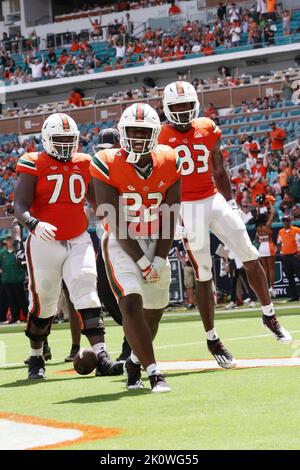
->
<box><xmin>78</xmin><ymin>308</ymin><xmax>105</xmax><ymax>337</ymax></box>
<box><xmin>25</xmin><ymin>315</ymin><xmax>54</xmax><ymax>342</ymax></box>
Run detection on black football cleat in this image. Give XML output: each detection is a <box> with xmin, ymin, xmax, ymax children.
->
<box><xmin>125</xmin><ymin>357</ymin><xmax>143</xmax><ymax>389</ymax></box>
<box><xmin>116</xmin><ymin>338</ymin><xmax>132</xmax><ymax>362</ymax></box>
<box><xmin>262</xmin><ymin>314</ymin><xmax>292</xmax><ymax>343</ymax></box>
<box><xmin>65</xmin><ymin>344</ymin><xmax>80</xmax><ymax>362</ymax></box>
<box><xmin>43</xmin><ymin>342</ymin><xmax>52</xmax><ymax>361</ymax></box>
<box><xmin>149</xmin><ymin>373</ymin><xmax>170</xmax><ymax>393</ymax></box>
<box><xmin>207</xmin><ymin>338</ymin><xmax>237</xmax><ymax>369</ymax></box>
<box><xmin>28</xmin><ymin>356</ymin><xmax>46</xmax><ymax>379</ymax></box>
<box><xmin>95</xmin><ymin>349</ymin><xmax>124</xmax><ymax>376</ymax></box>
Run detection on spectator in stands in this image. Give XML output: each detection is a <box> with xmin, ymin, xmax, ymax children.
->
<box><xmin>58</xmin><ymin>49</ymin><xmax>69</xmax><ymax>65</ymax></box>
<box><xmin>265</xmin><ymin>0</ymin><xmax>277</xmax><ymax>21</ymax></box>
<box><xmin>277</xmin><ymin>215</ymin><xmax>300</xmax><ymax>301</ymax></box>
<box><xmin>278</xmin><ymin>8</ymin><xmax>292</xmax><ymax>36</ymax></box>
<box><xmin>204</xmin><ymin>102</ymin><xmax>218</xmax><ymax>121</ymax></box>
<box><xmin>0</xmin><ymin>236</ymin><xmax>28</xmax><ymax>323</ymax></box>
<box><xmin>217</xmin><ymin>3</ymin><xmax>227</xmax><ymax>23</ymax></box>
<box><xmin>228</xmin><ymin>3</ymin><xmax>240</xmax><ymax>22</ymax></box>
<box><xmin>264</xmin><ymin>18</ymin><xmax>277</xmax><ymax>45</ymax></box>
<box><xmin>242</xmin><ymin>135</ymin><xmax>260</xmax><ymax>170</ymax></box>
<box><xmin>89</xmin><ymin>16</ymin><xmax>103</xmax><ymax>40</ymax></box>
<box><xmin>68</xmin><ymin>88</ymin><xmax>84</xmax><ymax>107</ymax></box>
<box><xmin>230</xmin><ymin>19</ymin><xmax>242</xmax><ymax>47</ymax></box>
<box><xmin>270</xmin><ymin>121</ymin><xmax>286</xmax><ymax>156</ymax></box>
<box><xmin>281</xmin><ymin>75</ymin><xmax>293</xmax><ymax>101</ymax></box>
<box><xmin>250</xmin><ymin>173</ymin><xmax>267</xmax><ymax>205</ymax></box>
<box><xmin>47</xmin><ymin>47</ymin><xmax>57</xmax><ymax>63</ymax></box>
<box><xmin>280</xmin><ymin>192</ymin><xmax>295</xmax><ymax>216</ymax></box>
<box><xmin>288</xmin><ymin>164</ymin><xmax>300</xmax><ymax>203</ymax></box>
<box><xmin>279</xmin><ymin>160</ymin><xmax>292</xmax><ymax>198</ymax></box>
<box><xmin>0</xmin><ymin>190</ymin><xmax>8</xmax><ymax>205</ymax></box>
<box><xmin>114</xmin><ymin>35</ymin><xmax>126</xmax><ymax>58</ymax></box>
<box><xmin>25</xmin><ymin>56</ymin><xmax>44</xmax><ymax>80</ymax></box>
<box><xmin>70</xmin><ymin>38</ymin><xmax>81</xmax><ymax>52</ymax></box>
<box><xmin>169</xmin><ymin>0</ymin><xmax>181</xmax><ymax>15</ymax></box>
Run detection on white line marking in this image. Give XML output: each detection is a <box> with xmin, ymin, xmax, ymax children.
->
<box><xmin>158</xmin><ymin>357</ymin><xmax>300</xmax><ymax>371</ymax></box>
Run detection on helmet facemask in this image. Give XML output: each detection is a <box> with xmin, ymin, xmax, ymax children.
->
<box><xmin>165</xmin><ymin>100</ymin><xmax>199</xmax><ymax>126</ymax></box>
<box><xmin>119</xmin><ymin>125</ymin><xmax>160</xmax><ymax>163</ymax></box>
<box><xmin>48</xmin><ymin>134</ymin><xmax>79</xmax><ymax>162</ymax></box>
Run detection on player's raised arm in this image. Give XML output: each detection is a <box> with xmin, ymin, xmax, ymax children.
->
<box><xmin>211</xmin><ymin>138</ymin><xmax>233</xmax><ymax>203</ymax></box>
<box><xmin>93</xmin><ymin>177</ymin><xmax>144</xmax><ymax>262</ymax></box>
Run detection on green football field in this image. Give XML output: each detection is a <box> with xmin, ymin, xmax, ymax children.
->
<box><xmin>0</xmin><ymin>303</ymin><xmax>300</xmax><ymax>450</ymax></box>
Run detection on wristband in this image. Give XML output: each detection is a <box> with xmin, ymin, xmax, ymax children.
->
<box><xmin>227</xmin><ymin>199</ymin><xmax>238</xmax><ymax>210</ymax></box>
<box><xmin>24</xmin><ymin>216</ymin><xmax>39</xmax><ymax>232</ymax></box>
<box><xmin>137</xmin><ymin>255</ymin><xmax>151</xmax><ymax>271</ymax></box>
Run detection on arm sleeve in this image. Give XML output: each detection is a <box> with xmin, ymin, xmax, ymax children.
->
<box><xmin>16</xmin><ymin>154</ymin><xmax>38</xmax><ymax>176</ymax></box>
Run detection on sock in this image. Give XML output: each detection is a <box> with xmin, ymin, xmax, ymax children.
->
<box><xmin>92</xmin><ymin>342</ymin><xmax>106</xmax><ymax>355</ymax></box>
<box><xmin>130</xmin><ymin>352</ymin><xmax>140</xmax><ymax>365</ymax></box>
<box><xmin>31</xmin><ymin>347</ymin><xmax>43</xmax><ymax>357</ymax></box>
<box><xmin>146</xmin><ymin>363</ymin><xmax>160</xmax><ymax>377</ymax></box>
<box><xmin>206</xmin><ymin>328</ymin><xmax>219</xmax><ymax>341</ymax></box>
<box><xmin>261</xmin><ymin>303</ymin><xmax>275</xmax><ymax>317</ymax></box>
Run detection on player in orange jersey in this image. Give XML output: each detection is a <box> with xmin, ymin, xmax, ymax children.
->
<box><xmin>158</xmin><ymin>81</ymin><xmax>291</xmax><ymax>368</ymax></box>
<box><xmin>14</xmin><ymin>113</ymin><xmax>123</xmax><ymax>380</ymax></box>
<box><xmin>91</xmin><ymin>103</ymin><xmax>182</xmax><ymax>393</ymax></box>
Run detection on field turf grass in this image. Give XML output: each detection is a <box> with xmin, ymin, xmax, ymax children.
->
<box><xmin>0</xmin><ymin>303</ymin><xmax>299</xmax><ymax>450</ymax></box>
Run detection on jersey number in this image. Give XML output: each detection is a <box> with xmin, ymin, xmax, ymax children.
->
<box><xmin>176</xmin><ymin>144</ymin><xmax>210</xmax><ymax>176</ymax></box>
<box><xmin>122</xmin><ymin>192</ymin><xmax>162</xmax><ymax>223</ymax></box>
<box><xmin>47</xmin><ymin>174</ymin><xmax>85</xmax><ymax>204</ymax></box>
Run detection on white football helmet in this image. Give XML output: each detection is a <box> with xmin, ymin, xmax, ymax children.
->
<box><xmin>42</xmin><ymin>113</ymin><xmax>79</xmax><ymax>161</ymax></box>
<box><xmin>118</xmin><ymin>103</ymin><xmax>161</xmax><ymax>163</ymax></box>
<box><xmin>163</xmin><ymin>81</ymin><xmax>200</xmax><ymax>126</ymax></box>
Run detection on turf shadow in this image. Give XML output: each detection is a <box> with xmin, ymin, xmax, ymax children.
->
<box><xmin>0</xmin><ymin>376</ymin><xmax>93</xmax><ymax>388</ymax></box>
<box><xmin>55</xmin><ymin>388</ymin><xmax>150</xmax><ymax>405</ymax></box>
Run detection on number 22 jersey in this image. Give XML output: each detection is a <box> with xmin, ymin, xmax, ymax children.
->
<box><xmin>16</xmin><ymin>152</ymin><xmax>91</xmax><ymax>240</ymax></box>
<box><xmin>158</xmin><ymin>117</ymin><xmax>222</xmax><ymax>202</ymax></box>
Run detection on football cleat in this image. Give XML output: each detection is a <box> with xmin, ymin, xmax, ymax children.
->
<box><xmin>116</xmin><ymin>338</ymin><xmax>132</xmax><ymax>362</ymax></box>
<box><xmin>95</xmin><ymin>349</ymin><xmax>124</xmax><ymax>376</ymax></box>
<box><xmin>225</xmin><ymin>301</ymin><xmax>237</xmax><ymax>310</ymax></box>
<box><xmin>149</xmin><ymin>373</ymin><xmax>171</xmax><ymax>393</ymax></box>
<box><xmin>125</xmin><ymin>357</ymin><xmax>144</xmax><ymax>390</ymax></box>
<box><xmin>262</xmin><ymin>315</ymin><xmax>292</xmax><ymax>343</ymax></box>
<box><xmin>43</xmin><ymin>342</ymin><xmax>52</xmax><ymax>361</ymax></box>
<box><xmin>28</xmin><ymin>356</ymin><xmax>46</xmax><ymax>380</ymax></box>
<box><xmin>207</xmin><ymin>338</ymin><xmax>237</xmax><ymax>369</ymax></box>
<box><xmin>65</xmin><ymin>344</ymin><xmax>80</xmax><ymax>362</ymax></box>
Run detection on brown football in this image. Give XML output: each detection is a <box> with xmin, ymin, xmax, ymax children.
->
<box><xmin>73</xmin><ymin>349</ymin><xmax>98</xmax><ymax>375</ymax></box>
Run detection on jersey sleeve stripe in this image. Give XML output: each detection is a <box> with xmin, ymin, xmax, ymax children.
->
<box><xmin>91</xmin><ymin>157</ymin><xmax>110</xmax><ymax>179</ymax></box>
<box><xmin>17</xmin><ymin>159</ymin><xmax>37</xmax><ymax>170</ymax></box>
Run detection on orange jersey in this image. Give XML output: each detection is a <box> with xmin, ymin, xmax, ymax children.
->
<box><xmin>278</xmin><ymin>226</ymin><xmax>300</xmax><ymax>255</ymax></box>
<box><xmin>16</xmin><ymin>152</ymin><xmax>91</xmax><ymax>240</ymax></box>
<box><xmin>90</xmin><ymin>145</ymin><xmax>182</xmax><ymax>237</ymax></box>
<box><xmin>158</xmin><ymin>118</ymin><xmax>222</xmax><ymax>201</ymax></box>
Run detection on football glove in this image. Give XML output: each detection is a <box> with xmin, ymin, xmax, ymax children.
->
<box><xmin>137</xmin><ymin>255</ymin><xmax>159</xmax><ymax>284</ymax></box>
<box><xmin>32</xmin><ymin>221</ymin><xmax>57</xmax><ymax>242</ymax></box>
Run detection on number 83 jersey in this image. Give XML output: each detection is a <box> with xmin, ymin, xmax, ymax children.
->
<box><xmin>158</xmin><ymin>117</ymin><xmax>222</xmax><ymax>202</ymax></box>
<box><xmin>16</xmin><ymin>152</ymin><xmax>91</xmax><ymax>240</ymax></box>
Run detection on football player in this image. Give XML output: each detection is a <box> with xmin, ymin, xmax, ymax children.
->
<box><xmin>91</xmin><ymin>103</ymin><xmax>182</xmax><ymax>393</ymax></box>
<box><xmin>14</xmin><ymin>113</ymin><xmax>123</xmax><ymax>379</ymax></box>
<box><xmin>158</xmin><ymin>81</ymin><xmax>291</xmax><ymax>368</ymax></box>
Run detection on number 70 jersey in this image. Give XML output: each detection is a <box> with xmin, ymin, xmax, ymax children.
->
<box><xmin>16</xmin><ymin>152</ymin><xmax>91</xmax><ymax>240</ymax></box>
<box><xmin>158</xmin><ymin>117</ymin><xmax>222</xmax><ymax>201</ymax></box>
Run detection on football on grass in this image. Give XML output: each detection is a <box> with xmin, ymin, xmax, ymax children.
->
<box><xmin>73</xmin><ymin>349</ymin><xmax>98</xmax><ymax>375</ymax></box>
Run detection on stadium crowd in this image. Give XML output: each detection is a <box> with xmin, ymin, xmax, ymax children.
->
<box><xmin>0</xmin><ymin>2</ymin><xmax>299</xmax><ymax>85</ymax></box>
